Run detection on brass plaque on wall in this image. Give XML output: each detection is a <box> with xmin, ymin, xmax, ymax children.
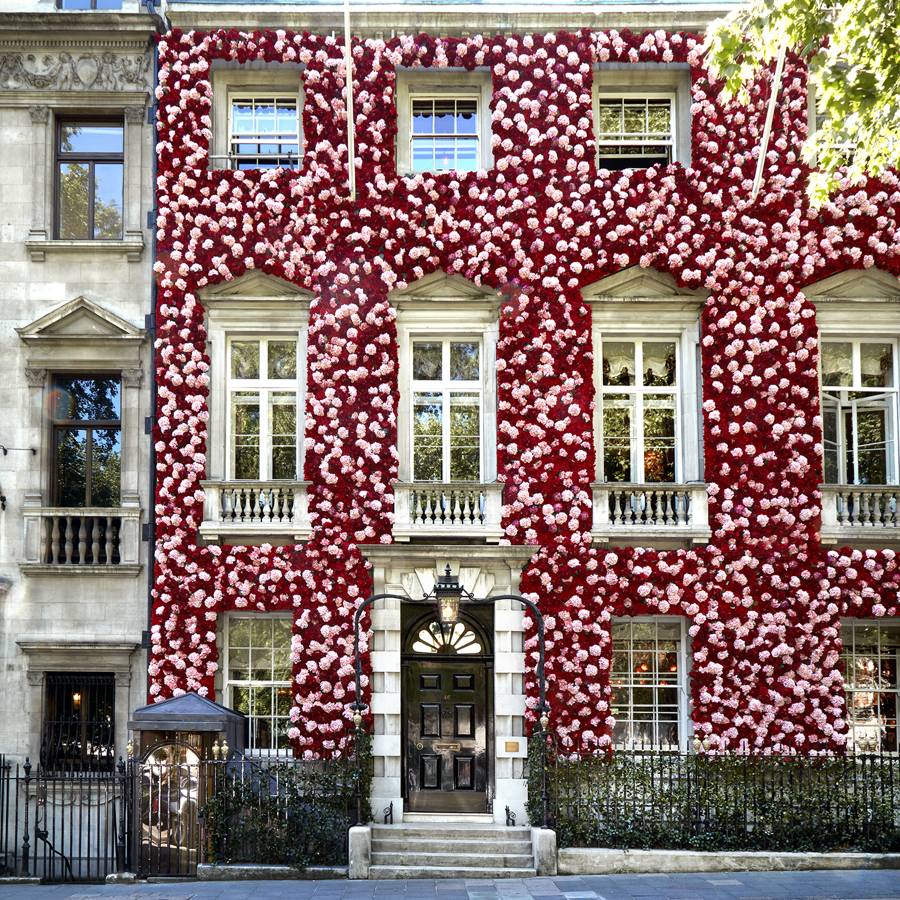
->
<box><xmin>505</xmin><ymin>740</ymin><xmax>520</xmax><ymax>753</ymax></box>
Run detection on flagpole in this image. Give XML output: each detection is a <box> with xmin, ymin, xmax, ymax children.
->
<box><xmin>344</xmin><ymin>0</ymin><xmax>356</xmax><ymax>201</ymax></box>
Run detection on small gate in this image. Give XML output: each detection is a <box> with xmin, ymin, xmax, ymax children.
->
<box><xmin>135</xmin><ymin>744</ymin><xmax>201</xmax><ymax>878</ymax></box>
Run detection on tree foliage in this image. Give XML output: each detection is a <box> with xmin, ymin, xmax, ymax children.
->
<box><xmin>704</xmin><ymin>0</ymin><xmax>900</xmax><ymax>201</ymax></box>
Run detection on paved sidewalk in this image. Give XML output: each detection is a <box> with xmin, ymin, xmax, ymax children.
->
<box><xmin>0</xmin><ymin>871</ymin><xmax>899</xmax><ymax>900</ymax></box>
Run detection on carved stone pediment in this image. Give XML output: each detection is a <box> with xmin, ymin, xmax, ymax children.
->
<box><xmin>582</xmin><ymin>266</ymin><xmax>708</xmax><ymax>301</ymax></box>
<box><xmin>17</xmin><ymin>296</ymin><xmax>145</xmax><ymax>345</ymax></box>
<box><xmin>201</xmin><ymin>270</ymin><xmax>313</xmax><ymax>302</ymax></box>
<box><xmin>804</xmin><ymin>268</ymin><xmax>900</xmax><ymax>301</ymax></box>
<box><xmin>390</xmin><ymin>271</ymin><xmax>501</xmax><ymax>304</ymax></box>
<box><xmin>0</xmin><ymin>51</ymin><xmax>150</xmax><ymax>92</ymax></box>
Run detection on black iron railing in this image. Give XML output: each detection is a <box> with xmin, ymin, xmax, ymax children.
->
<box><xmin>532</xmin><ymin>747</ymin><xmax>900</xmax><ymax>852</ymax></box>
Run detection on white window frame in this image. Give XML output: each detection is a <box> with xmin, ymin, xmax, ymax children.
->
<box><xmin>819</xmin><ymin>337</ymin><xmax>900</xmax><ymax>486</ymax></box>
<box><xmin>201</xmin><ymin>274</ymin><xmax>311</xmax><ymax>484</ymax></box>
<box><xmin>583</xmin><ymin>268</ymin><xmax>706</xmax><ymax>486</ymax></box>
<box><xmin>391</xmin><ymin>273</ymin><xmax>500</xmax><ymax>484</ymax></box>
<box><xmin>592</xmin><ymin>63</ymin><xmax>691</xmax><ymax>168</ymax></box>
<box><xmin>596</xmin><ymin>335</ymin><xmax>682</xmax><ymax>484</ymax></box>
<box><xmin>210</xmin><ymin>64</ymin><xmax>305</xmax><ymax>170</ymax></box>
<box><xmin>227</xmin><ymin>93</ymin><xmax>301</xmax><ymax>170</ymax></box>
<box><xmin>840</xmin><ymin>619</ymin><xmax>900</xmax><ymax>755</ymax></box>
<box><xmin>610</xmin><ymin>615</ymin><xmax>691</xmax><ymax>752</ymax></box>
<box><xmin>410</xmin><ymin>336</ymin><xmax>484</xmax><ymax>483</ymax></box>
<box><xmin>221</xmin><ymin>612</ymin><xmax>293</xmax><ymax>757</ymax></box>
<box><xmin>395</xmin><ymin>69</ymin><xmax>493</xmax><ymax>175</ymax></box>
<box><xmin>595</xmin><ymin>93</ymin><xmax>676</xmax><ymax>170</ymax></box>
<box><xmin>407</xmin><ymin>94</ymin><xmax>482</xmax><ymax>176</ymax></box>
<box><xmin>226</xmin><ymin>336</ymin><xmax>302</xmax><ymax>481</ymax></box>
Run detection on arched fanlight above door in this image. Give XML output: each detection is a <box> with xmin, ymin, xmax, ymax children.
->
<box><xmin>412</xmin><ymin>620</ymin><xmax>483</xmax><ymax>655</ymax></box>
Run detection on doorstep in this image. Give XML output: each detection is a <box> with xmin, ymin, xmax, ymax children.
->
<box><xmin>558</xmin><ymin>848</ymin><xmax>900</xmax><ymax>875</ymax></box>
<box><xmin>196</xmin><ymin>864</ymin><xmax>348</xmax><ymax>880</ymax></box>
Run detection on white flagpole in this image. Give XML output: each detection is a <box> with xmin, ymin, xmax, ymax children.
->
<box><xmin>344</xmin><ymin>0</ymin><xmax>356</xmax><ymax>201</ymax></box>
<box><xmin>750</xmin><ymin>43</ymin><xmax>787</xmax><ymax>203</ymax></box>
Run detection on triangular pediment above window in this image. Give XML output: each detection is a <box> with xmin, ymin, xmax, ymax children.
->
<box><xmin>16</xmin><ymin>296</ymin><xmax>145</xmax><ymax>344</ymax></box>
<box><xmin>582</xmin><ymin>266</ymin><xmax>708</xmax><ymax>301</ymax></box>
<box><xmin>391</xmin><ymin>271</ymin><xmax>501</xmax><ymax>304</ymax></box>
<box><xmin>200</xmin><ymin>270</ymin><xmax>313</xmax><ymax>301</ymax></box>
<box><xmin>804</xmin><ymin>268</ymin><xmax>900</xmax><ymax>301</ymax></box>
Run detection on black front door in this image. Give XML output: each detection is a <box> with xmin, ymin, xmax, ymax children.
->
<box><xmin>406</xmin><ymin>657</ymin><xmax>488</xmax><ymax>812</ymax></box>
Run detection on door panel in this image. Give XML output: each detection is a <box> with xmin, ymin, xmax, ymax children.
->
<box><xmin>406</xmin><ymin>657</ymin><xmax>488</xmax><ymax>813</ymax></box>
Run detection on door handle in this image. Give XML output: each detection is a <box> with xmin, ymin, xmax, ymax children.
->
<box><xmin>416</xmin><ymin>742</ymin><xmax>423</xmax><ymax>750</ymax></box>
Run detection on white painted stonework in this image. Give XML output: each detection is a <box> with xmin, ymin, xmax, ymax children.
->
<box><xmin>362</xmin><ymin>544</ymin><xmax>537</xmax><ymax>825</ymax></box>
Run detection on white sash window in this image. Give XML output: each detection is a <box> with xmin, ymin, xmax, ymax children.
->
<box><xmin>821</xmin><ymin>339</ymin><xmax>899</xmax><ymax>485</ymax></box>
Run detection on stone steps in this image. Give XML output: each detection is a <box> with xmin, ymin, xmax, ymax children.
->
<box><xmin>368</xmin><ymin>823</ymin><xmax>536</xmax><ymax>879</ymax></box>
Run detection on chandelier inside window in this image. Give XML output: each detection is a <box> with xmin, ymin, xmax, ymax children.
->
<box><xmin>412</xmin><ymin>621</ymin><xmax>482</xmax><ymax>655</ymax></box>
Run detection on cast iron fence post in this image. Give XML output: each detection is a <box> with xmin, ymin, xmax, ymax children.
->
<box><xmin>115</xmin><ymin>757</ymin><xmax>126</xmax><ymax>874</ymax></box>
<box><xmin>21</xmin><ymin>758</ymin><xmax>30</xmax><ymax>878</ymax></box>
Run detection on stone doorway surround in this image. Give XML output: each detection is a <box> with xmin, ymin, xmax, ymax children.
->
<box><xmin>360</xmin><ymin>544</ymin><xmax>537</xmax><ymax>825</ymax></box>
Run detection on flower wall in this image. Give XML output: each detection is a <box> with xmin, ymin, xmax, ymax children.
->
<box><xmin>152</xmin><ymin>26</ymin><xmax>900</xmax><ymax>757</ymax></box>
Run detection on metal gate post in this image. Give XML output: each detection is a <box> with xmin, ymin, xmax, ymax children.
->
<box><xmin>21</xmin><ymin>759</ymin><xmax>30</xmax><ymax>877</ymax></box>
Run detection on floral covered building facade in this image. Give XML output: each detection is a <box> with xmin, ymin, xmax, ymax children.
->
<box><xmin>152</xmin><ymin>3</ymin><xmax>900</xmax><ymax>821</ymax></box>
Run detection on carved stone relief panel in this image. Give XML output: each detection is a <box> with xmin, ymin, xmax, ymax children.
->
<box><xmin>0</xmin><ymin>51</ymin><xmax>150</xmax><ymax>92</ymax></box>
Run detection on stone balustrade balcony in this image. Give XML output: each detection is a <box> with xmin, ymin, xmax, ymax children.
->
<box><xmin>591</xmin><ymin>482</ymin><xmax>710</xmax><ymax>546</ymax></box>
<box><xmin>392</xmin><ymin>482</ymin><xmax>504</xmax><ymax>543</ymax></box>
<box><xmin>199</xmin><ymin>480</ymin><xmax>312</xmax><ymax>544</ymax></box>
<box><xmin>21</xmin><ymin>506</ymin><xmax>142</xmax><ymax>574</ymax></box>
<box><xmin>820</xmin><ymin>484</ymin><xmax>900</xmax><ymax>545</ymax></box>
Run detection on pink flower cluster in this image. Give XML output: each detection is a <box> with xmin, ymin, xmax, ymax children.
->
<box><xmin>152</xmin><ymin>26</ymin><xmax>900</xmax><ymax>757</ymax></box>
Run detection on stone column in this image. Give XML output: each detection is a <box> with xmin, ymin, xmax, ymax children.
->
<box><xmin>27</xmin><ymin>106</ymin><xmax>50</xmax><ymax>247</ymax></box>
<box><xmin>123</xmin><ymin>106</ymin><xmax>145</xmax><ymax>245</ymax></box>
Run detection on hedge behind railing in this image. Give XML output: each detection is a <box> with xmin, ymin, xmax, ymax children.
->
<box><xmin>529</xmin><ymin>744</ymin><xmax>900</xmax><ymax>853</ymax></box>
<box><xmin>201</xmin><ymin>734</ymin><xmax>372</xmax><ymax>869</ymax></box>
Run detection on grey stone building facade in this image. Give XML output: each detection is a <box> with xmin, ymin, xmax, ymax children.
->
<box><xmin>0</xmin><ymin>5</ymin><xmax>155</xmax><ymax>769</ymax></box>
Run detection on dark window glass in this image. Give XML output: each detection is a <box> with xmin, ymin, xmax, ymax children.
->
<box><xmin>56</xmin><ymin>121</ymin><xmax>123</xmax><ymax>240</ymax></box>
<box><xmin>41</xmin><ymin>673</ymin><xmax>115</xmax><ymax>773</ymax></box>
<box><xmin>51</xmin><ymin>376</ymin><xmax>121</xmax><ymax>507</ymax></box>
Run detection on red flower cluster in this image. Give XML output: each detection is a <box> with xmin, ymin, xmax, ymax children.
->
<box><xmin>152</xmin><ymin>25</ymin><xmax>900</xmax><ymax>756</ymax></box>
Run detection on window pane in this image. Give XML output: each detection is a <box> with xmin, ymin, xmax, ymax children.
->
<box><xmin>229</xmin><ymin>617</ymin><xmax>251</xmax><ymax>648</ymax></box>
<box><xmin>411</xmin><ymin>139</ymin><xmax>434</xmax><ymax>173</ymax></box>
<box><xmin>597</xmin><ymin>101</ymin><xmax>622</xmax><ymax>134</ymax></box>
<box><xmin>59</xmin><ymin>124</ymin><xmax>123</xmax><ymax>155</ymax></box>
<box><xmin>456</xmin><ymin>100</ymin><xmax>478</xmax><ymax>134</ymax></box>
<box><xmin>55</xmin><ymin>429</ymin><xmax>87</xmax><ymax>507</ymax></box>
<box><xmin>90</xmin><ymin>428</ymin><xmax>121</xmax><ymax>506</ymax></box>
<box><xmin>642</xmin><ymin>342</ymin><xmax>676</xmax><ymax>387</ymax></box>
<box><xmin>822</xmin><ymin>395</ymin><xmax>841</xmax><ymax>483</ymax></box>
<box><xmin>647</xmin><ymin>102</ymin><xmax>671</xmax><ymax>134</ymax></box>
<box><xmin>602</xmin><ymin>395</ymin><xmax>632</xmax><ymax>482</ymax></box>
<box><xmin>623</xmin><ymin>100</ymin><xmax>645</xmax><ymax>135</ymax></box>
<box><xmin>268</xmin><ymin>340</ymin><xmax>297</xmax><ymax>380</ymax></box>
<box><xmin>93</xmin><ymin>163</ymin><xmax>123</xmax><ymax>239</ymax></box>
<box><xmin>455</xmin><ymin>138</ymin><xmax>479</xmax><ymax>172</ymax></box>
<box><xmin>603</xmin><ymin>341</ymin><xmax>635</xmax><ymax>386</ymax></box>
<box><xmin>413</xmin><ymin>392</ymin><xmax>443</xmax><ymax>481</ymax></box>
<box><xmin>232</xmin><ymin>393</ymin><xmax>260</xmax><ymax>479</ymax></box>
<box><xmin>861</xmin><ymin>343</ymin><xmax>893</xmax><ymax>388</ymax></box>
<box><xmin>643</xmin><ymin>398</ymin><xmax>676</xmax><ymax>482</ymax></box>
<box><xmin>412</xmin><ymin>100</ymin><xmax>434</xmax><ymax>134</ymax></box>
<box><xmin>413</xmin><ymin>342</ymin><xmax>443</xmax><ymax>380</ymax></box>
<box><xmin>229</xmin><ymin>648</ymin><xmax>250</xmax><ymax>681</ymax></box>
<box><xmin>231</xmin><ymin>341</ymin><xmax>260</xmax><ymax>379</ymax></box>
<box><xmin>433</xmin><ymin>99</ymin><xmax>456</xmax><ymax>134</ymax></box>
<box><xmin>449</xmin><ymin>392</ymin><xmax>480</xmax><ymax>481</ymax></box>
<box><xmin>450</xmin><ymin>342</ymin><xmax>479</xmax><ymax>381</ymax></box>
<box><xmin>854</xmin><ymin>406</ymin><xmax>888</xmax><ymax>484</ymax></box>
<box><xmin>822</xmin><ymin>342</ymin><xmax>853</xmax><ymax>386</ymax></box>
<box><xmin>433</xmin><ymin>137</ymin><xmax>456</xmax><ymax>172</ymax></box>
<box><xmin>52</xmin><ymin>377</ymin><xmax>120</xmax><ymax>422</ymax></box>
<box><xmin>58</xmin><ymin>163</ymin><xmax>90</xmax><ymax>240</ymax></box>
<box><xmin>270</xmin><ymin>393</ymin><xmax>297</xmax><ymax>480</ymax></box>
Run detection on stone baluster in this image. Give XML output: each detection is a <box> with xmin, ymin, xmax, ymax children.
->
<box><xmin>50</xmin><ymin>516</ymin><xmax>60</xmax><ymax>564</ymax></box>
<box><xmin>90</xmin><ymin>517</ymin><xmax>100</xmax><ymax>564</ymax></box>
<box><xmin>453</xmin><ymin>491</ymin><xmax>463</xmax><ymax>525</ymax></box>
<box><xmin>78</xmin><ymin>517</ymin><xmax>87</xmax><ymax>564</ymax></box>
<box><xmin>105</xmin><ymin>516</ymin><xmax>115</xmax><ymax>564</ymax></box>
<box><xmin>63</xmin><ymin>516</ymin><xmax>74</xmax><ymax>564</ymax></box>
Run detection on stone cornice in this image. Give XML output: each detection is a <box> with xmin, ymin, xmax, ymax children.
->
<box><xmin>0</xmin><ymin>13</ymin><xmax>155</xmax><ymax>45</ymax></box>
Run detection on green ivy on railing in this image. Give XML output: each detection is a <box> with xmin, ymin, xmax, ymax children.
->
<box><xmin>202</xmin><ymin>733</ymin><xmax>372</xmax><ymax>869</ymax></box>
<box><xmin>528</xmin><ymin>744</ymin><xmax>900</xmax><ymax>853</ymax></box>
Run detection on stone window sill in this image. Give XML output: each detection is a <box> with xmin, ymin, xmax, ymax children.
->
<box><xmin>25</xmin><ymin>238</ymin><xmax>144</xmax><ymax>263</ymax></box>
<box><xmin>20</xmin><ymin>563</ymin><xmax>143</xmax><ymax>577</ymax></box>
